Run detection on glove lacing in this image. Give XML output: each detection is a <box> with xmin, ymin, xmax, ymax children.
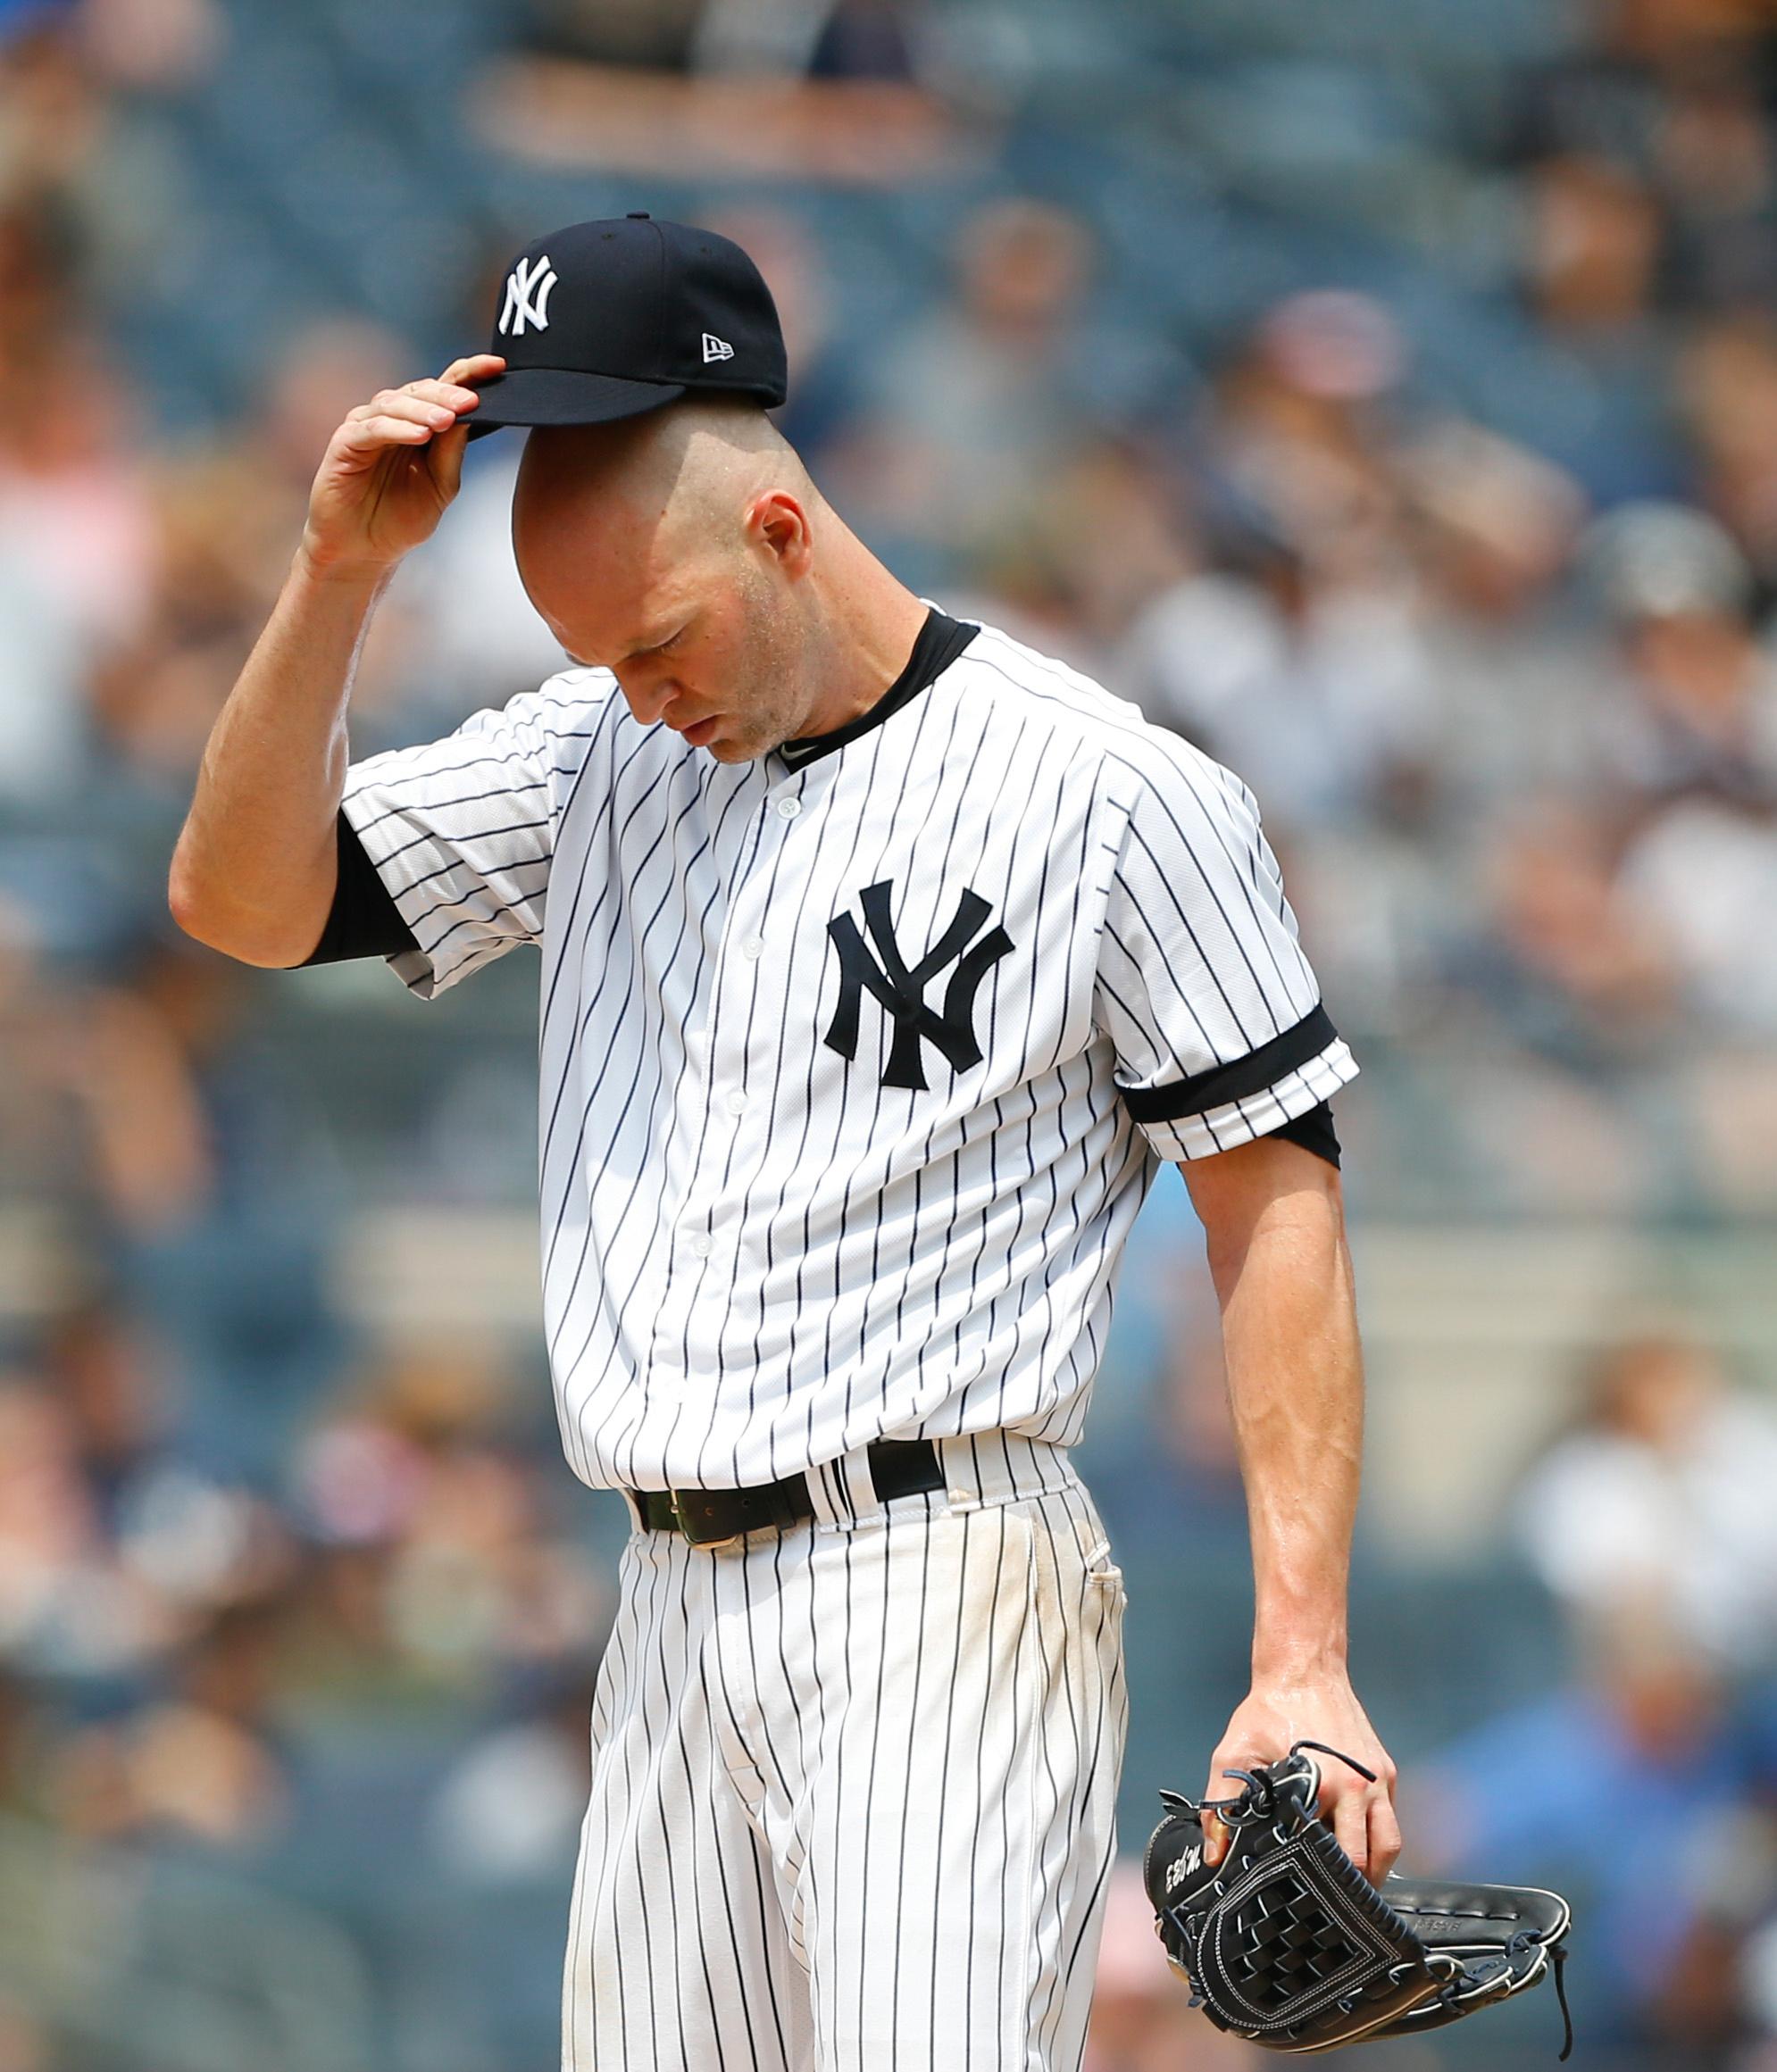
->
<box><xmin>1163</xmin><ymin>1743</ymin><xmax>1574</xmax><ymax>2062</ymax></box>
<box><xmin>1169</xmin><ymin>1739</ymin><xmax>1378</xmax><ymax>1825</ymax></box>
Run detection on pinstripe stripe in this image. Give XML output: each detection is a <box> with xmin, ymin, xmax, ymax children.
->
<box><xmin>560</xmin><ymin>1447</ymin><xmax>1126</xmax><ymax>2072</ymax></box>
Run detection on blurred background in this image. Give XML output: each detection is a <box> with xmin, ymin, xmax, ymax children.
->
<box><xmin>1</xmin><ymin>0</ymin><xmax>1776</xmax><ymax>2065</ymax></box>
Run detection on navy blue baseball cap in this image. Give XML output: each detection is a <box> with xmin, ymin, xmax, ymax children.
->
<box><xmin>465</xmin><ymin>213</ymin><xmax>788</xmax><ymax>437</ymax></box>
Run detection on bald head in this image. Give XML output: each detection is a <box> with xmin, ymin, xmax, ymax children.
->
<box><xmin>503</xmin><ymin>392</ymin><xmax>923</xmax><ymax>766</ymax></box>
<box><xmin>513</xmin><ymin>395</ymin><xmax>810</xmax><ymax>608</ymax></box>
<box><xmin>505</xmin><ymin>396</ymin><xmax>827</xmax><ymax>761</ymax></box>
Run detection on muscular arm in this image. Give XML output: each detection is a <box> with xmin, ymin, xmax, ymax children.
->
<box><xmin>1183</xmin><ymin>1130</ymin><xmax>1400</xmax><ymax>1880</ymax></box>
<box><xmin>167</xmin><ymin>559</ymin><xmax>388</xmax><ymax>967</ymax></box>
<box><xmin>168</xmin><ymin>354</ymin><xmax>503</xmax><ymax>968</ymax></box>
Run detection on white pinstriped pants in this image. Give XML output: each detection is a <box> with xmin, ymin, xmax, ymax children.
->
<box><xmin>564</xmin><ymin>1435</ymin><xmax>1129</xmax><ymax>2072</ymax></box>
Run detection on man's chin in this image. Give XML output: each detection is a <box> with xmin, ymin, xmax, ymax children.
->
<box><xmin>703</xmin><ymin>724</ymin><xmax>777</xmax><ymax>764</ymax></box>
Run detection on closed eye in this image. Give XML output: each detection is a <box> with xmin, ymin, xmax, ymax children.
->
<box><xmin>614</xmin><ymin>618</ymin><xmax>694</xmax><ymax>667</ymax></box>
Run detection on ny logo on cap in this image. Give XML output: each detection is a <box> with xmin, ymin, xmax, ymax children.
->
<box><xmin>823</xmin><ymin>879</ymin><xmax>1014</xmax><ymax>1092</ymax></box>
<box><xmin>702</xmin><ymin>332</ymin><xmax>734</xmax><ymax>363</ymax></box>
<box><xmin>500</xmin><ymin>254</ymin><xmax>558</xmax><ymax>337</ymax></box>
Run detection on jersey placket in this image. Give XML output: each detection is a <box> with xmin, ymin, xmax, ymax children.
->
<box><xmin>647</xmin><ymin>761</ymin><xmax>813</xmax><ymax>1408</ymax></box>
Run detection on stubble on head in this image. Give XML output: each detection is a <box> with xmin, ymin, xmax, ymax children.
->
<box><xmin>511</xmin><ymin>398</ymin><xmax>830</xmax><ymax>761</ymax></box>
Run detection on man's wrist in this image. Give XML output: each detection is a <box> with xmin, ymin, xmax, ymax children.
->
<box><xmin>1251</xmin><ymin>1631</ymin><xmax>1350</xmax><ymax>1684</ymax></box>
<box><xmin>293</xmin><ymin>534</ymin><xmax>400</xmax><ymax>594</ymax></box>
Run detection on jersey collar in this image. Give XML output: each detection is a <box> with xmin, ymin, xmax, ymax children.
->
<box><xmin>772</xmin><ymin>607</ymin><xmax>978</xmax><ymax>772</ymax></box>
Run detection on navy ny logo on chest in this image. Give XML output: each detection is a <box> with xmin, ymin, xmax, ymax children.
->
<box><xmin>823</xmin><ymin>879</ymin><xmax>1014</xmax><ymax>1091</ymax></box>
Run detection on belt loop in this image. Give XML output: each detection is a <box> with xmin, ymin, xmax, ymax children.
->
<box><xmin>935</xmin><ymin>1434</ymin><xmax>978</xmax><ymax>1506</ymax></box>
<box><xmin>805</xmin><ymin>1444</ymin><xmax>883</xmax><ymax>1528</ymax></box>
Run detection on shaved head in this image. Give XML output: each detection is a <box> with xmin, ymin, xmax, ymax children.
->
<box><xmin>515</xmin><ymin>395</ymin><xmax>807</xmax><ymax>569</ymax></box>
<box><xmin>506</xmin><ymin>394</ymin><xmax>925</xmax><ymax>764</ymax></box>
<box><xmin>510</xmin><ymin>397</ymin><xmax>835</xmax><ymax>761</ymax></box>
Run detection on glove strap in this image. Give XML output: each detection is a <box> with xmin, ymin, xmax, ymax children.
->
<box><xmin>1185</xmin><ymin>1739</ymin><xmax>1380</xmax><ymax>1823</ymax></box>
<box><xmin>1550</xmin><ymin>1943</ymin><xmax>1573</xmax><ymax>2062</ymax></box>
<box><xmin>1291</xmin><ymin>1739</ymin><xmax>1379</xmax><ymax>1784</ymax></box>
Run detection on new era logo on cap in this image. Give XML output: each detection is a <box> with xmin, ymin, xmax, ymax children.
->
<box><xmin>466</xmin><ymin>214</ymin><xmax>789</xmax><ymax>439</ymax></box>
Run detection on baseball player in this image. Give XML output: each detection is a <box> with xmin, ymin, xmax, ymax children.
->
<box><xmin>169</xmin><ymin>217</ymin><xmax>1399</xmax><ymax>2071</ymax></box>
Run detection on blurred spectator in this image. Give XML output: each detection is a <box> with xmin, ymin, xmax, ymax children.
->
<box><xmin>429</xmin><ymin>1668</ymin><xmax>593</xmax><ymax>1885</ymax></box>
<box><xmin>1122</xmin><ymin>554</ymin><xmax>1435</xmax><ymax>834</ymax></box>
<box><xmin>1678</xmin><ymin>313</ymin><xmax>1777</xmax><ymax>591</ymax></box>
<box><xmin>53</xmin><ymin>1594</ymin><xmax>293</xmax><ymax>1855</ymax></box>
<box><xmin>693</xmin><ymin>0</ymin><xmax>922</xmax><ymax>82</ymax></box>
<box><xmin>1653</xmin><ymin>42</ymin><xmax>1777</xmax><ymax>310</ymax></box>
<box><xmin>1397</xmin><ymin>420</ymin><xmax>1596</xmax><ymax>814</ymax></box>
<box><xmin>0</xmin><ymin>333</ymin><xmax>154</xmax><ymax>801</ymax></box>
<box><xmin>0</xmin><ymin>1377</ymin><xmax>170</xmax><ymax>1678</ymax></box>
<box><xmin>1515</xmin><ymin>1333</ymin><xmax>1777</xmax><ymax>1669</ymax></box>
<box><xmin>1122</xmin><ymin>293</ymin><xmax>1443</xmax><ymax>837</ymax></box>
<box><xmin>833</xmin><ymin>198</ymin><xmax>1189</xmax><ymax>580</ymax></box>
<box><xmin>91</xmin><ymin>318</ymin><xmax>424</xmax><ymax>797</ymax></box>
<box><xmin>1581</xmin><ymin>498</ymin><xmax>1777</xmax><ymax>810</ymax></box>
<box><xmin>391</xmin><ymin>444</ymin><xmax>574</xmax><ymax>731</ymax></box>
<box><xmin>77</xmin><ymin>0</ymin><xmax>219</xmax><ymax>96</ymax></box>
<box><xmin>705</xmin><ymin>200</ymin><xmax>863</xmax><ymax>463</ymax></box>
<box><xmin>291</xmin><ymin>1333</ymin><xmax>608</xmax><ymax>1696</ymax></box>
<box><xmin>1414</xmin><ymin>1602</ymin><xmax>1759</xmax><ymax>2052</ymax></box>
<box><xmin>974</xmin><ymin>437</ymin><xmax>1191</xmax><ymax>657</ymax></box>
<box><xmin>1463</xmin><ymin>798</ymin><xmax>1675</xmax><ymax>1066</ymax></box>
<box><xmin>1192</xmin><ymin>290</ymin><xmax>1411</xmax><ymax>587</ymax></box>
<box><xmin>523</xmin><ymin>0</ymin><xmax>705</xmax><ymax>70</ymax></box>
<box><xmin>1622</xmin><ymin>793</ymin><xmax>1777</xmax><ymax>1036</ymax></box>
<box><xmin>523</xmin><ymin>0</ymin><xmax>922</xmax><ymax>82</ymax></box>
<box><xmin>1517</xmin><ymin>154</ymin><xmax>1686</xmax><ymax>500</ymax></box>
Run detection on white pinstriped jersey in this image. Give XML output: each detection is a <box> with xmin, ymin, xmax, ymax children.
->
<box><xmin>339</xmin><ymin>615</ymin><xmax>1356</xmax><ymax>1493</ymax></box>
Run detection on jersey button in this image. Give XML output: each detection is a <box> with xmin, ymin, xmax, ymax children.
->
<box><xmin>723</xmin><ymin>1089</ymin><xmax>747</xmax><ymax>1116</ymax></box>
<box><xmin>776</xmin><ymin>797</ymin><xmax>801</xmax><ymax>820</ymax></box>
<box><xmin>741</xmin><ymin>936</ymin><xmax>764</xmax><ymax>959</ymax></box>
<box><xmin>689</xmin><ymin>1234</ymin><xmax>713</xmax><ymax>1258</ymax></box>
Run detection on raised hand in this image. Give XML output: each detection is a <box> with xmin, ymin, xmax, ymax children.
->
<box><xmin>299</xmin><ymin>352</ymin><xmax>505</xmax><ymax>581</ymax></box>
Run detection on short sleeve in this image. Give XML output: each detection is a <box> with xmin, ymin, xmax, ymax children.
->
<box><xmin>1092</xmin><ymin>738</ymin><xmax>1357</xmax><ymax>1161</ymax></box>
<box><xmin>339</xmin><ymin>682</ymin><xmax>573</xmax><ymax>1002</ymax></box>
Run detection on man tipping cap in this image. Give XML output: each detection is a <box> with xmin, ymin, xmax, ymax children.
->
<box><xmin>466</xmin><ymin>213</ymin><xmax>789</xmax><ymax>437</ymax></box>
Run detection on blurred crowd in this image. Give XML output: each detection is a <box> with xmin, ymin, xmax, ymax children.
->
<box><xmin>3</xmin><ymin>0</ymin><xmax>1777</xmax><ymax>2067</ymax></box>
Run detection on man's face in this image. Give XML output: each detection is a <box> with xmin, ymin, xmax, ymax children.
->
<box><xmin>512</xmin><ymin>429</ymin><xmax>811</xmax><ymax>763</ymax></box>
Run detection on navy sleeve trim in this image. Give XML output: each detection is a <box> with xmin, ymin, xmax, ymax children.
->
<box><xmin>1122</xmin><ymin>1003</ymin><xmax>1338</xmax><ymax>1122</ymax></box>
<box><xmin>1267</xmin><ymin>1099</ymin><xmax>1340</xmax><ymax>1170</ymax></box>
<box><xmin>296</xmin><ymin>808</ymin><xmax>420</xmax><ymax>966</ymax></box>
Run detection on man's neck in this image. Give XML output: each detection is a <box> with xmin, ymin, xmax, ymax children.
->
<box><xmin>793</xmin><ymin>532</ymin><xmax>931</xmax><ymax>740</ymax></box>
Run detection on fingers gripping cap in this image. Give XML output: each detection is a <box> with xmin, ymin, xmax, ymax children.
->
<box><xmin>466</xmin><ymin>213</ymin><xmax>789</xmax><ymax>438</ymax></box>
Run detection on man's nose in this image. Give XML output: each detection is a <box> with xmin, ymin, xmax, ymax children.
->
<box><xmin>620</xmin><ymin>670</ymin><xmax>677</xmax><ymax>725</ymax></box>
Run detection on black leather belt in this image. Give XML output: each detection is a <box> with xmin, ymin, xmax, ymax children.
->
<box><xmin>631</xmin><ymin>1439</ymin><xmax>946</xmax><ymax>1545</ymax></box>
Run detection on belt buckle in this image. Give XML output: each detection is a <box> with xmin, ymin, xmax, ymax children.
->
<box><xmin>666</xmin><ymin>1489</ymin><xmax>745</xmax><ymax>1551</ymax></box>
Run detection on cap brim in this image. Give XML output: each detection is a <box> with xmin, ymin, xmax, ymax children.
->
<box><xmin>463</xmin><ymin>367</ymin><xmax>688</xmax><ymax>439</ymax></box>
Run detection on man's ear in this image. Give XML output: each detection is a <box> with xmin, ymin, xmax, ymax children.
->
<box><xmin>748</xmin><ymin>490</ymin><xmax>812</xmax><ymax>576</ymax></box>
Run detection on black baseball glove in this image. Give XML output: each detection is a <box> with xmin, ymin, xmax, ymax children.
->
<box><xmin>1142</xmin><ymin>1741</ymin><xmax>1573</xmax><ymax>2057</ymax></box>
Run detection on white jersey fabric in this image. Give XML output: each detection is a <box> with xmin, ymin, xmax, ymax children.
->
<box><xmin>339</xmin><ymin>614</ymin><xmax>1356</xmax><ymax>1495</ymax></box>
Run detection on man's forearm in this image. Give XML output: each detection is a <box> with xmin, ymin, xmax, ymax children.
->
<box><xmin>169</xmin><ymin>553</ymin><xmax>390</xmax><ymax>967</ymax></box>
<box><xmin>1222</xmin><ymin>1198</ymin><xmax>1360</xmax><ymax>1676</ymax></box>
<box><xmin>1190</xmin><ymin>1144</ymin><xmax>1363</xmax><ymax>1677</ymax></box>
<box><xmin>1184</xmin><ymin>1135</ymin><xmax>1397</xmax><ymax>1876</ymax></box>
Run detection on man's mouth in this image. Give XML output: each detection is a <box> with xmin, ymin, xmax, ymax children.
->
<box><xmin>680</xmin><ymin>715</ymin><xmax>721</xmax><ymax>746</ymax></box>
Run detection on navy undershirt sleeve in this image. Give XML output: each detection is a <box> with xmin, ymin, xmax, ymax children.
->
<box><xmin>297</xmin><ymin>808</ymin><xmax>420</xmax><ymax>965</ymax></box>
<box><xmin>1266</xmin><ymin>1099</ymin><xmax>1340</xmax><ymax>1169</ymax></box>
